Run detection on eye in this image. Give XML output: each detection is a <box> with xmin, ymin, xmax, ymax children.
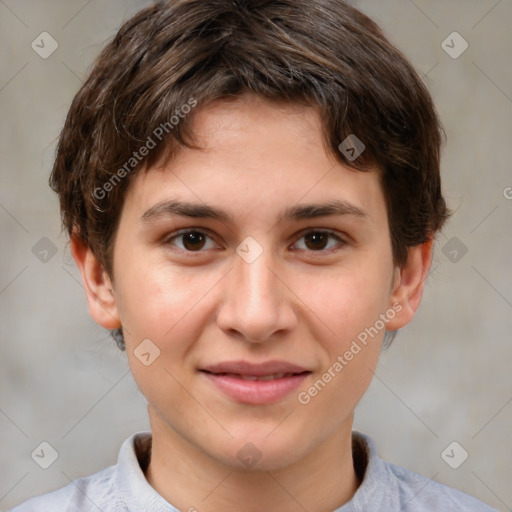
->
<box><xmin>292</xmin><ymin>229</ymin><xmax>346</xmax><ymax>253</ymax></box>
<box><xmin>164</xmin><ymin>229</ymin><xmax>218</xmax><ymax>252</ymax></box>
<box><xmin>163</xmin><ymin>228</ymin><xmax>347</xmax><ymax>254</ymax></box>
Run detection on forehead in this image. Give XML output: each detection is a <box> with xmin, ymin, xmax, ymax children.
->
<box><xmin>122</xmin><ymin>94</ymin><xmax>385</xmax><ymax>225</ymax></box>
<box><xmin>191</xmin><ymin>95</ymin><xmax>323</xmax><ymax>147</ymax></box>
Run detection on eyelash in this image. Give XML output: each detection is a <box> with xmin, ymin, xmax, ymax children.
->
<box><xmin>163</xmin><ymin>228</ymin><xmax>347</xmax><ymax>255</ymax></box>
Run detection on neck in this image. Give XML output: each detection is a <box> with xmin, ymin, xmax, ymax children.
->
<box><xmin>144</xmin><ymin>409</ymin><xmax>360</xmax><ymax>512</ymax></box>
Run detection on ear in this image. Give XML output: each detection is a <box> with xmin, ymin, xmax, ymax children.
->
<box><xmin>385</xmin><ymin>238</ymin><xmax>433</xmax><ymax>331</ymax></box>
<box><xmin>70</xmin><ymin>234</ymin><xmax>121</xmax><ymax>330</ymax></box>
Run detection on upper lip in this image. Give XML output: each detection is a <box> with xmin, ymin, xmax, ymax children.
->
<box><xmin>200</xmin><ymin>360</ymin><xmax>311</xmax><ymax>376</ymax></box>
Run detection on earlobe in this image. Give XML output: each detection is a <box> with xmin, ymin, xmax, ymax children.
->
<box><xmin>70</xmin><ymin>234</ymin><xmax>121</xmax><ymax>330</ymax></box>
<box><xmin>385</xmin><ymin>239</ymin><xmax>434</xmax><ymax>331</ymax></box>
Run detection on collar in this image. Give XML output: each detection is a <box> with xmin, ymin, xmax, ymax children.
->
<box><xmin>116</xmin><ymin>431</ymin><xmax>178</xmax><ymax>511</ymax></box>
<box><xmin>114</xmin><ymin>430</ymin><xmax>384</xmax><ymax>511</ymax></box>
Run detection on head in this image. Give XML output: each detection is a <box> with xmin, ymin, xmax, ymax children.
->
<box><xmin>52</xmin><ymin>0</ymin><xmax>449</xmax><ymax>471</ymax></box>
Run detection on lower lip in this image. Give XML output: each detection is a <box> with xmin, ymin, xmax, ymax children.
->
<box><xmin>201</xmin><ymin>372</ymin><xmax>310</xmax><ymax>405</ymax></box>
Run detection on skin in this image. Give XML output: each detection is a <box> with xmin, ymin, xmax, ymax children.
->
<box><xmin>72</xmin><ymin>94</ymin><xmax>432</xmax><ymax>512</ymax></box>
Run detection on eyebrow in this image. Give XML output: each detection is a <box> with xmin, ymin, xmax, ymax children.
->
<box><xmin>140</xmin><ymin>198</ymin><xmax>367</xmax><ymax>224</ymax></box>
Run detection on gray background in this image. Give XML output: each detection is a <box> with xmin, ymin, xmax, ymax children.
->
<box><xmin>1</xmin><ymin>0</ymin><xmax>511</xmax><ymax>510</ymax></box>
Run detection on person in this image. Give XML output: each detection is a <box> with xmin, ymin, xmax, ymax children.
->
<box><xmin>10</xmin><ymin>0</ymin><xmax>498</xmax><ymax>510</ymax></box>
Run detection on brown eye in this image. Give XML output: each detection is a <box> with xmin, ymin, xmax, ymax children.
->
<box><xmin>293</xmin><ymin>230</ymin><xmax>346</xmax><ymax>253</ymax></box>
<box><xmin>304</xmin><ymin>232</ymin><xmax>330</xmax><ymax>250</ymax></box>
<box><xmin>181</xmin><ymin>231</ymin><xmax>206</xmax><ymax>251</ymax></box>
<box><xmin>166</xmin><ymin>229</ymin><xmax>216</xmax><ymax>252</ymax></box>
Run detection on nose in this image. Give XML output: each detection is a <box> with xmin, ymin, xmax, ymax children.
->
<box><xmin>216</xmin><ymin>243</ymin><xmax>297</xmax><ymax>343</ymax></box>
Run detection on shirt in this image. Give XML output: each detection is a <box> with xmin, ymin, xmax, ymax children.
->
<box><xmin>9</xmin><ymin>430</ymin><xmax>498</xmax><ymax>512</ymax></box>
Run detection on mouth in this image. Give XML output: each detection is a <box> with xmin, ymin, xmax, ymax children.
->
<box><xmin>204</xmin><ymin>371</ymin><xmax>307</xmax><ymax>381</ymax></box>
<box><xmin>199</xmin><ymin>360</ymin><xmax>312</xmax><ymax>405</ymax></box>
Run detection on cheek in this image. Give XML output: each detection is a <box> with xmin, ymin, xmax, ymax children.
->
<box><xmin>116</xmin><ymin>265</ymin><xmax>209</xmax><ymax>405</ymax></box>
<box><xmin>298</xmin><ymin>256</ymin><xmax>392</xmax><ymax>398</ymax></box>
<box><xmin>299</xmin><ymin>258</ymin><xmax>393</xmax><ymax>339</ymax></box>
<box><xmin>297</xmin><ymin>264</ymin><xmax>390</xmax><ymax>403</ymax></box>
<box><xmin>114</xmin><ymin>259</ymin><xmax>225</xmax><ymax>368</ymax></box>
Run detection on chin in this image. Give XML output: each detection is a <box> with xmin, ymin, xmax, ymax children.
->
<box><xmin>213</xmin><ymin>431</ymin><xmax>308</xmax><ymax>473</ymax></box>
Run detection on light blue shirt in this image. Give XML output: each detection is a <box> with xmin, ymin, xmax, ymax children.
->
<box><xmin>10</xmin><ymin>431</ymin><xmax>498</xmax><ymax>511</ymax></box>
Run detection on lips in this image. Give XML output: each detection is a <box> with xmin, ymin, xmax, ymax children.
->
<box><xmin>200</xmin><ymin>360</ymin><xmax>311</xmax><ymax>404</ymax></box>
<box><xmin>217</xmin><ymin>372</ymin><xmax>299</xmax><ymax>381</ymax></box>
<box><xmin>201</xmin><ymin>360</ymin><xmax>310</xmax><ymax>377</ymax></box>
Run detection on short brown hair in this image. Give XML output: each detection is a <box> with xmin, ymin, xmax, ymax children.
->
<box><xmin>51</xmin><ymin>0</ymin><xmax>450</xmax><ymax>334</ymax></box>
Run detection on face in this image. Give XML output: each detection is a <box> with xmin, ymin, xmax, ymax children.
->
<box><xmin>77</xmin><ymin>94</ymin><xmax>428</xmax><ymax>472</ymax></box>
